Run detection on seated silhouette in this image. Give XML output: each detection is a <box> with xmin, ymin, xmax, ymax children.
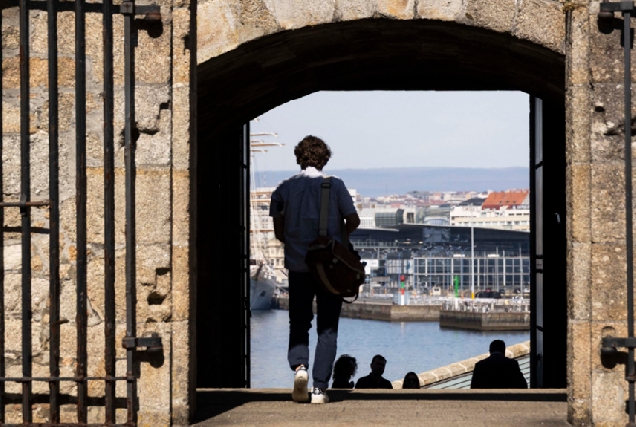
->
<box><xmin>470</xmin><ymin>340</ymin><xmax>527</xmax><ymax>389</ymax></box>
<box><xmin>355</xmin><ymin>355</ymin><xmax>393</xmax><ymax>389</ymax></box>
<box><xmin>331</xmin><ymin>354</ymin><xmax>357</xmax><ymax>389</ymax></box>
<box><xmin>402</xmin><ymin>372</ymin><xmax>421</xmax><ymax>389</ymax></box>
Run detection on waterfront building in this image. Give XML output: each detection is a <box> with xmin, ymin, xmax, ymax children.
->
<box><xmin>449</xmin><ymin>191</ymin><xmax>531</xmax><ymax>231</ymax></box>
<box><xmin>351</xmin><ymin>224</ymin><xmax>530</xmax><ymax>296</ymax></box>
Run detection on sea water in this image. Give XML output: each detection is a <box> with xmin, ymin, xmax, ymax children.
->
<box><xmin>251</xmin><ymin>309</ymin><xmax>529</xmax><ymax>389</ymax></box>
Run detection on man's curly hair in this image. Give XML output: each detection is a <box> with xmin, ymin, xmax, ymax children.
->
<box><xmin>294</xmin><ymin>135</ymin><xmax>332</xmax><ymax>170</ymax></box>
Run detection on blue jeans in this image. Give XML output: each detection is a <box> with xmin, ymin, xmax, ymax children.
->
<box><xmin>288</xmin><ymin>271</ymin><xmax>342</xmax><ymax>389</ymax></box>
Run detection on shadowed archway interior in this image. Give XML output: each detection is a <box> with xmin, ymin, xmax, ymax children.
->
<box><xmin>194</xmin><ymin>18</ymin><xmax>566</xmax><ymax>389</ymax></box>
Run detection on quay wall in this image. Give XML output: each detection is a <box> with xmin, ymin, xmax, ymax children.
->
<box><xmin>272</xmin><ymin>297</ymin><xmax>441</xmax><ymax>322</ymax></box>
<box><xmin>439</xmin><ymin>310</ymin><xmax>530</xmax><ymax>331</ymax></box>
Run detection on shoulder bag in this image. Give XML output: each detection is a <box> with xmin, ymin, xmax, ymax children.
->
<box><xmin>305</xmin><ymin>177</ymin><xmax>366</xmax><ymax>301</ymax></box>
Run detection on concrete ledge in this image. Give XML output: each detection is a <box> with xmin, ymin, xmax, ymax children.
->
<box><xmin>196</xmin><ymin>388</ymin><xmax>566</xmax><ymax>402</ymax></box>
<box><xmin>392</xmin><ymin>340</ymin><xmax>531</xmax><ymax>388</ymax></box>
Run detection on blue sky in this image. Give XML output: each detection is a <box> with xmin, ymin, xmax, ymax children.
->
<box><xmin>250</xmin><ymin>91</ymin><xmax>530</xmax><ymax>172</ymax></box>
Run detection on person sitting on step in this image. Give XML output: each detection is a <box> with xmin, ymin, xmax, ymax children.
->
<box><xmin>355</xmin><ymin>354</ymin><xmax>393</xmax><ymax>389</ymax></box>
<box><xmin>331</xmin><ymin>354</ymin><xmax>358</xmax><ymax>389</ymax></box>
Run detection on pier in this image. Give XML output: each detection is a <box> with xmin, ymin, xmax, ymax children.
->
<box><xmin>439</xmin><ymin>300</ymin><xmax>530</xmax><ymax>331</ymax></box>
<box><xmin>271</xmin><ymin>296</ymin><xmax>529</xmax><ymax>328</ymax></box>
<box><xmin>272</xmin><ymin>296</ymin><xmax>442</xmax><ymax>321</ymax></box>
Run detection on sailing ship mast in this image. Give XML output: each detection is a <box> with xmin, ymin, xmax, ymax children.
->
<box><xmin>249</xmin><ymin>132</ymin><xmax>284</xmax><ymax>264</ymax></box>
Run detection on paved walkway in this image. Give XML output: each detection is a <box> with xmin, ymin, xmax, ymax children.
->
<box><xmin>194</xmin><ymin>389</ymin><xmax>570</xmax><ymax>426</ymax></box>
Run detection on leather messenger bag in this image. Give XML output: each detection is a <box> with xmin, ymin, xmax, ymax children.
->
<box><xmin>305</xmin><ymin>177</ymin><xmax>366</xmax><ymax>300</ymax></box>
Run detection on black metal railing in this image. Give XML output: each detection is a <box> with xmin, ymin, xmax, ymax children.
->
<box><xmin>0</xmin><ymin>0</ymin><xmax>162</xmax><ymax>424</ymax></box>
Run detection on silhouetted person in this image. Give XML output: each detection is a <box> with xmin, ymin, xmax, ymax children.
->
<box><xmin>355</xmin><ymin>355</ymin><xmax>393</xmax><ymax>389</ymax></box>
<box><xmin>271</xmin><ymin>136</ymin><xmax>360</xmax><ymax>404</ymax></box>
<box><xmin>402</xmin><ymin>372</ymin><xmax>421</xmax><ymax>389</ymax></box>
<box><xmin>331</xmin><ymin>354</ymin><xmax>357</xmax><ymax>389</ymax></box>
<box><xmin>470</xmin><ymin>340</ymin><xmax>528</xmax><ymax>389</ymax></box>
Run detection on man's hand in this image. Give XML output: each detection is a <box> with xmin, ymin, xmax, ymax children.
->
<box><xmin>344</xmin><ymin>213</ymin><xmax>361</xmax><ymax>235</ymax></box>
<box><xmin>274</xmin><ymin>216</ymin><xmax>286</xmax><ymax>243</ymax></box>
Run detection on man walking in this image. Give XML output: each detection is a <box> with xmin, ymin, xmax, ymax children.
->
<box><xmin>270</xmin><ymin>135</ymin><xmax>360</xmax><ymax>404</ymax></box>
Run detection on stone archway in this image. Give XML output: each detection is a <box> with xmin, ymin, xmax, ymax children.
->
<box><xmin>192</xmin><ymin>0</ymin><xmax>571</xmax><ymax>416</ymax></box>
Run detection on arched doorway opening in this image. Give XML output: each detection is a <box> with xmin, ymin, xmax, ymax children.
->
<box><xmin>194</xmin><ymin>18</ymin><xmax>566</xmax><ymax>389</ymax></box>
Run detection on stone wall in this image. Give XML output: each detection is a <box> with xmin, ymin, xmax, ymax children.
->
<box><xmin>3</xmin><ymin>0</ymin><xmax>636</xmax><ymax>425</ymax></box>
<box><xmin>565</xmin><ymin>3</ymin><xmax>636</xmax><ymax>426</ymax></box>
<box><xmin>1</xmin><ymin>0</ymin><xmax>194</xmax><ymax>424</ymax></box>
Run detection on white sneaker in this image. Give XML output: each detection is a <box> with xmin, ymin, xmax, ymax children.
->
<box><xmin>311</xmin><ymin>387</ymin><xmax>329</xmax><ymax>404</ymax></box>
<box><xmin>292</xmin><ymin>366</ymin><xmax>309</xmax><ymax>402</ymax></box>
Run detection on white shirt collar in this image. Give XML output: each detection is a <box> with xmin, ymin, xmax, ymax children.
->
<box><xmin>299</xmin><ymin>167</ymin><xmax>324</xmax><ymax>177</ymax></box>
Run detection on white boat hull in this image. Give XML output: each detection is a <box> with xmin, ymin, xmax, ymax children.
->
<box><xmin>250</xmin><ymin>275</ymin><xmax>276</xmax><ymax>310</ymax></box>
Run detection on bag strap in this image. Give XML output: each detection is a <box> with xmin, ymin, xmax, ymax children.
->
<box><xmin>319</xmin><ymin>176</ymin><xmax>332</xmax><ymax>237</ymax></box>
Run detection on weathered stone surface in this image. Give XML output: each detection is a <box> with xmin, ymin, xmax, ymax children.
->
<box><xmin>172</xmin><ymin>170</ymin><xmax>191</xmax><ymax>246</ymax></box>
<box><xmin>513</xmin><ymin>0</ymin><xmax>564</xmax><ymax>54</ymax></box>
<box><xmin>590</xmin><ymin>20</ymin><xmax>636</xmax><ymax>83</ymax></box>
<box><xmin>2</xmin><ymin>99</ymin><xmax>36</xmax><ymax>134</ymax></box>
<box><xmin>416</xmin><ymin>0</ymin><xmax>462</xmax><ymax>21</ymax></box>
<box><xmin>136</xmin><ymin>169</ymin><xmax>171</xmax><ymax>244</ymax></box>
<box><xmin>173</xmin><ymin>8</ymin><xmax>193</xmax><ymax>86</ymax></box>
<box><xmin>567</xmin><ymin>8</ymin><xmax>590</xmax><ymax>86</ymax></box>
<box><xmin>335</xmin><ymin>0</ymin><xmax>377</xmax><ymax>21</ymax></box>
<box><xmin>171</xmin><ymin>245</ymin><xmax>190</xmax><ymax>321</ymax></box>
<box><xmin>172</xmin><ymin>87</ymin><xmax>191</xmax><ymax>168</ymax></box>
<box><xmin>266</xmin><ymin>0</ymin><xmax>336</xmax><ymax>29</ymax></box>
<box><xmin>591</xmin><ymin>164</ymin><xmax>625</xmax><ymax>243</ymax></box>
<box><xmin>197</xmin><ymin>1</ymin><xmax>241</xmax><ymax>63</ymax></box>
<box><xmin>2</xmin><ymin>7</ymin><xmax>20</xmax><ymax>50</ymax></box>
<box><xmin>568</xmin><ymin>321</ymin><xmax>591</xmax><ymax>400</ymax></box>
<box><xmin>591</xmin><ymin>243</ymin><xmax>626</xmax><ymax>321</ymax></box>
<box><xmin>1</xmin><ymin>57</ymin><xmax>76</xmax><ymax>89</ymax></box>
<box><xmin>568</xmin><ymin>398</ymin><xmax>591</xmax><ymax>427</ymax></box>
<box><xmin>114</xmin><ymin>86</ymin><xmax>171</xmax><ymax>150</ymax></box>
<box><xmin>589</xmin><ymin>85</ymin><xmax>636</xmax><ymax>163</ymax></box>
<box><xmin>567</xmin><ymin>242</ymin><xmax>590</xmax><ymax>320</ymax></box>
<box><xmin>566</xmin><ymin>84</ymin><xmax>591</xmax><ymax>164</ymax></box>
<box><xmin>136</xmin><ymin>27</ymin><xmax>172</xmax><ymax>85</ymax></box>
<box><xmin>463</xmin><ymin>0</ymin><xmax>515</xmax><ymax>33</ymax></box>
<box><xmin>31</xmin><ymin>12</ymin><xmax>76</xmax><ymax>55</ymax></box>
<box><xmin>591</xmin><ymin>371</ymin><xmax>626</xmax><ymax>423</ymax></box>
<box><xmin>568</xmin><ymin>163</ymin><xmax>591</xmax><ymax>243</ymax></box>
<box><xmin>376</xmin><ymin>0</ymin><xmax>414</xmax><ymax>19</ymax></box>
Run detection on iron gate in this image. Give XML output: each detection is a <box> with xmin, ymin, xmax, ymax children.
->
<box><xmin>0</xmin><ymin>0</ymin><xmax>162</xmax><ymax>424</ymax></box>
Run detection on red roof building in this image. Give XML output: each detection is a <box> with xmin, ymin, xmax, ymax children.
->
<box><xmin>481</xmin><ymin>190</ymin><xmax>529</xmax><ymax>210</ymax></box>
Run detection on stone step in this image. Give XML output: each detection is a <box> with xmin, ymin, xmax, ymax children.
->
<box><xmin>193</xmin><ymin>389</ymin><xmax>569</xmax><ymax>427</ymax></box>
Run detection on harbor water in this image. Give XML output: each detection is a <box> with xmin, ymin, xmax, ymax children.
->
<box><xmin>251</xmin><ymin>309</ymin><xmax>528</xmax><ymax>389</ymax></box>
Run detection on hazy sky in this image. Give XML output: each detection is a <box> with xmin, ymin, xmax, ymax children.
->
<box><xmin>250</xmin><ymin>91</ymin><xmax>530</xmax><ymax>172</ymax></box>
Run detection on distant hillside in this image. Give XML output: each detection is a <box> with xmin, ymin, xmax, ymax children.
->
<box><xmin>254</xmin><ymin>167</ymin><xmax>529</xmax><ymax>198</ymax></box>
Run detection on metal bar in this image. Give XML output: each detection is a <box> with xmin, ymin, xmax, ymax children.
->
<box><xmin>103</xmin><ymin>0</ymin><xmax>116</xmax><ymax>421</ymax></box>
<box><xmin>47</xmin><ymin>0</ymin><xmax>61</xmax><ymax>422</ymax></box>
<box><xmin>123</xmin><ymin>2</ymin><xmax>138</xmax><ymax>422</ymax></box>
<box><xmin>0</xmin><ymin>3</ymin><xmax>5</xmax><ymax>422</ymax></box>
<box><xmin>0</xmin><ymin>376</ymin><xmax>129</xmax><ymax>381</ymax></box>
<box><xmin>0</xmin><ymin>200</ymin><xmax>50</xmax><ymax>208</ymax></box>
<box><xmin>624</xmin><ymin>11</ymin><xmax>636</xmax><ymax>427</ymax></box>
<box><xmin>20</xmin><ymin>0</ymin><xmax>33</xmax><ymax>420</ymax></box>
<box><xmin>243</xmin><ymin>123</ymin><xmax>251</xmax><ymax>388</ymax></box>
<box><xmin>3</xmin><ymin>0</ymin><xmax>160</xmax><ymax>15</ymax></box>
<box><xmin>75</xmin><ymin>0</ymin><xmax>88</xmax><ymax>421</ymax></box>
<box><xmin>601</xmin><ymin>1</ymin><xmax>636</xmax><ymax>12</ymax></box>
<box><xmin>1</xmin><ymin>424</ymin><xmax>132</xmax><ymax>427</ymax></box>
